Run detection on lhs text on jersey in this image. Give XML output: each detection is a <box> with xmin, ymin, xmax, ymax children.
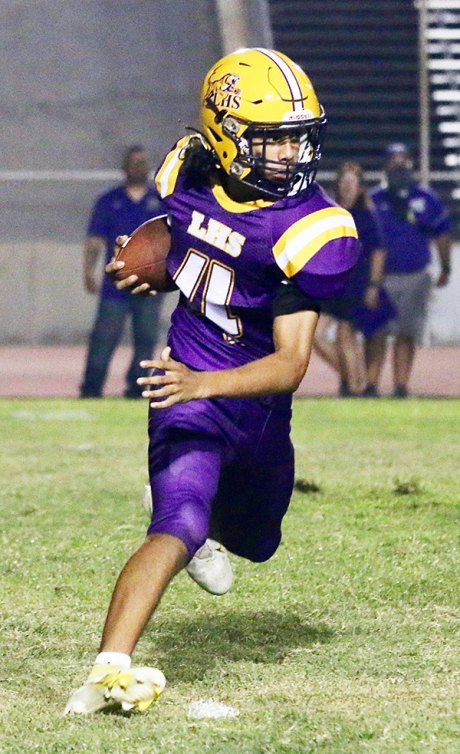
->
<box><xmin>187</xmin><ymin>211</ymin><xmax>246</xmax><ymax>257</ymax></box>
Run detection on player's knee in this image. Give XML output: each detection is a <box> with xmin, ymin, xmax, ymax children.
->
<box><xmin>226</xmin><ymin>531</ymin><xmax>281</xmax><ymax>563</ymax></box>
<box><xmin>245</xmin><ymin>540</ymin><xmax>280</xmax><ymax>563</ymax></box>
<box><xmin>147</xmin><ymin>500</ymin><xmax>209</xmax><ymax>559</ymax></box>
<box><xmin>180</xmin><ymin>501</ymin><xmax>209</xmax><ymax>557</ymax></box>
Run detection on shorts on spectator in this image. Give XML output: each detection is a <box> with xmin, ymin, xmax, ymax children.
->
<box><xmin>383</xmin><ymin>269</ymin><xmax>432</xmax><ymax>342</ymax></box>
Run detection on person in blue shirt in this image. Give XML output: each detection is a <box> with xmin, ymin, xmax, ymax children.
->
<box><xmin>366</xmin><ymin>143</ymin><xmax>452</xmax><ymax>398</ymax></box>
<box><xmin>80</xmin><ymin>145</ymin><xmax>165</xmax><ymax>398</ymax></box>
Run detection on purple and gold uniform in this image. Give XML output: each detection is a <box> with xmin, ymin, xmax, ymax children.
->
<box><xmin>145</xmin><ymin>136</ymin><xmax>360</xmax><ymax>563</ymax></box>
<box><xmin>158</xmin><ymin>137</ymin><xmax>359</xmax><ymax>371</ymax></box>
<box><xmin>63</xmin><ymin>50</ymin><xmax>366</xmax><ymax>719</ymax></box>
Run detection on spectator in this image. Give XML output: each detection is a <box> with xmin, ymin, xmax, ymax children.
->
<box><xmin>80</xmin><ymin>145</ymin><xmax>165</xmax><ymax>398</ymax></box>
<box><xmin>312</xmin><ymin>312</ymin><xmax>341</xmax><ymax>378</ymax></box>
<box><xmin>314</xmin><ymin>161</ymin><xmax>393</xmax><ymax>396</ymax></box>
<box><xmin>65</xmin><ymin>47</ymin><xmax>360</xmax><ymax>716</ymax></box>
<box><xmin>366</xmin><ymin>143</ymin><xmax>453</xmax><ymax>398</ymax></box>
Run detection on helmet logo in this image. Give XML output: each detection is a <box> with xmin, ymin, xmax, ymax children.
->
<box><xmin>283</xmin><ymin>110</ymin><xmax>315</xmax><ymax>122</ymax></box>
<box><xmin>204</xmin><ymin>73</ymin><xmax>241</xmax><ymax>111</ymax></box>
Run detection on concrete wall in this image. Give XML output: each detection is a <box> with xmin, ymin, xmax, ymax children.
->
<box><xmin>0</xmin><ymin>240</ymin><xmax>178</xmax><ymax>344</ymax></box>
<box><xmin>426</xmin><ymin>245</ymin><xmax>460</xmax><ymax>345</ymax></box>
<box><xmin>0</xmin><ymin>0</ymin><xmax>221</xmax><ymax>344</ymax></box>
<box><xmin>0</xmin><ymin>0</ymin><xmax>457</xmax><ymax>345</ymax></box>
<box><xmin>1</xmin><ymin>1</ymin><xmax>222</xmax><ymax>180</ymax></box>
<box><xmin>0</xmin><ymin>0</ymin><xmax>276</xmax><ymax>345</ymax></box>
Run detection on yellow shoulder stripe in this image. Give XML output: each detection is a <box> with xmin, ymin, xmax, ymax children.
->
<box><xmin>155</xmin><ymin>137</ymin><xmax>190</xmax><ymax>198</ymax></box>
<box><xmin>273</xmin><ymin>207</ymin><xmax>358</xmax><ymax>278</ymax></box>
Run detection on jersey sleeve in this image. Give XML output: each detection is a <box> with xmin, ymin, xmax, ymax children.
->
<box><xmin>423</xmin><ymin>189</ymin><xmax>452</xmax><ymax>237</ymax></box>
<box><xmin>154</xmin><ymin>137</ymin><xmax>190</xmax><ymax>199</ymax></box>
<box><xmin>272</xmin><ymin>206</ymin><xmax>362</xmax><ymax>299</ymax></box>
<box><xmin>272</xmin><ymin>279</ymin><xmax>321</xmax><ymax>317</ymax></box>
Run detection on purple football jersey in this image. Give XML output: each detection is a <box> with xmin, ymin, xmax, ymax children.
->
<box><xmin>156</xmin><ymin>137</ymin><xmax>360</xmax><ymax>371</ymax></box>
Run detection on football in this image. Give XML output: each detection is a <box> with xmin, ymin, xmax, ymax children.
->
<box><xmin>114</xmin><ymin>216</ymin><xmax>175</xmax><ymax>291</ymax></box>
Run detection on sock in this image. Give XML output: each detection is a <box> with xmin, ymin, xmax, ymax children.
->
<box><xmin>95</xmin><ymin>651</ymin><xmax>131</xmax><ymax>669</ymax></box>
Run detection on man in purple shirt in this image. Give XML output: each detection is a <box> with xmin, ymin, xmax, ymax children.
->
<box><xmin>65</xmin><ymin>48</ymin><xmax>361</xmax><ymax>716</ymax></box>
<box><xmin>366</xmin><ymin>143</ymin><xmax>452</xmax><ymax>397</ymax></box>
<box><xmin>80</xmin><ymin>146</ymin><xmax>165</xmax><ymax>398</ymax></box>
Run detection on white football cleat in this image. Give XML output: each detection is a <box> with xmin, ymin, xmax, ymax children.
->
<box><xmin>63</xmin><ymin>679</ymin><xmax>110</xmax><ymax>715</ymax></box>
<box><xmin>63</xmin><ymin>664</ymin><xmax>166</xmax><ymax>715</ymax></box>
<box><xmin>186</xmin><ymin>539</ymin><xmax>234</xmax><ymax>595</ymax></box>
<box><xmin>142</xmin><ymin>485</ymin><xmax>233</xmax><ymax>595</ymax></box>
<box><xmin>109</xmin><ymin>666</ymin><xmax>166</xmax><ymax>712</ymax></box>
<box><xmin>143</xmin><ymin>484</ymin><xmax>153</xmax><ymax>515</ymax></box>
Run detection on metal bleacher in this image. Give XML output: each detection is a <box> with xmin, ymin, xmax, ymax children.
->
<box><xmin>267</xmin><ymin>0</ymin><xmax>459</xmax><ymax>235</ymax></box>
<box><xmin>427</xmin><ymin>0</ymin><xmax>460</xmax><ymax>231</ymax></box>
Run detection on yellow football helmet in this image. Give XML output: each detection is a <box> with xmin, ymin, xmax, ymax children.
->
<box><xmin>200</xmin><ymin>47</ymin><xmax>326</xmax><ymax>199</ymax></box>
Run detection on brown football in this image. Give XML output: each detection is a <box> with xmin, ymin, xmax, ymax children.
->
<box><xmin>114</xmin><ymin>216</ymin><xmax>175</xmax><ymax>291</ymax></box>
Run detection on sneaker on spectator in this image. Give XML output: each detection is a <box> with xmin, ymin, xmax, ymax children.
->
<box><xmin>362</xmin><ymin>383</ymin><xmax>380</xmax><ymax>398</ymax></box>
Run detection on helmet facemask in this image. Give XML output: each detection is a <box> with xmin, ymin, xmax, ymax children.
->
<box><xmin>222</xmin><ymin>115</ymin><xmax>326</xmax><ymax>199</ymax></box>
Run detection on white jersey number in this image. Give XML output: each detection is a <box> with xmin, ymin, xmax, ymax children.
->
<box><xmin>173</xmin><ymin>249</ymin><xmax>241</xmax><ymax>336</ymax></box>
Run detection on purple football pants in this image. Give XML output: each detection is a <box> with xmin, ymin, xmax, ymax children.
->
<box><xmin>147</xmin><ymin>394</ymin><xmax>294</xmax><ymax>562</ymax></box>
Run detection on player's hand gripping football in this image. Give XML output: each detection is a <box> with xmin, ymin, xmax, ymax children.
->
<box><xmin>105</xmin><ymin>236</ymin><xmax>157</xmax><ymax>296</ymax></box>
<box><xmin>138</xmin><ymin>347</ymin><xmax>206</xmax><ymax>407</ymax></box>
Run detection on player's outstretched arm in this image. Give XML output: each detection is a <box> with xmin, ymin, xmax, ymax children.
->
<box><xmin>138</xmin><ymin>309</ymin><xmax>319</xmax><ymax>407</ymax></box>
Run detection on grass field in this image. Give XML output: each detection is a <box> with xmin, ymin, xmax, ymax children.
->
<box><xmin>0</xmin><ymin>397</ymin><xmax>459</xmax><ymax>753</ymax></box>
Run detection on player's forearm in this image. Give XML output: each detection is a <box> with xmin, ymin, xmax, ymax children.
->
<box><xmin>196</xmin><ymin>309</ymin><xmax>317</xmax><ymax>399</ymax></box>
<box><xmin>198</xmin><ymin>349</ymin><xmax>310</xmax><ymax>399</ymax></box>
<box><xmin>141</xmin><ymin>311</ymin><xmax>318</xmax><ymax>407</ymax></box>
<box><xmin>198</xmin><ymin>310</ymin><xmax>318</xmax><ymax>399</ymax></box>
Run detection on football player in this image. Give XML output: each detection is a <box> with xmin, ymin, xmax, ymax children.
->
<box><xmin>65</xmin><ymin>47</ymin><xmax>360</xmax><ymax>715</ymax></box>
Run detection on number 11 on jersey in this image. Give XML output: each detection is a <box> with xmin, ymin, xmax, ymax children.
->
<box><xmin>174</xmin><ymin>250</ymin><xmax>242</xmax><ymax>337</ymax></box>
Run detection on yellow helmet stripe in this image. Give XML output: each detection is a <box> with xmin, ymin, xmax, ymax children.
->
<box><xmin>155</xmin><ymin>137</ymin><xmax>189</xmax><ymax>198</ymax></box>
<box><xmin>255</xmin><ymin>48</ymin><xmax>303</xmax><ymax>111</ymax></box>
<box><xmin>273</xmin><ymin>207</ymin><xmax>358</xmax><ymax>278</ymax></box>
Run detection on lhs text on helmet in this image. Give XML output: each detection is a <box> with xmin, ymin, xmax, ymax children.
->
<box><xmin>205</xmin><ymin>73</ymin><xmax>242</xmax><ymax>112</ymax></box>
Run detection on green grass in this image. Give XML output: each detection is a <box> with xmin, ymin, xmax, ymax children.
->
<box><xmin>0</xmin><ymin>397</ymin><xmax>459</xmax><ymax>753</ymax></box>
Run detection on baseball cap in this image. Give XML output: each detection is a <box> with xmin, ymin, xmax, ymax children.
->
<box><xmin>384</xmin><ymin>142</ymin><xmax>410</xmax><ymax>157</ymax></box>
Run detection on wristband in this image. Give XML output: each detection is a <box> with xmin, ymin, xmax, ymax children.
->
<box><xmin>441</xmin><ymin>262</ymin><xmax>451</xmax><ymax>275</ymax></box>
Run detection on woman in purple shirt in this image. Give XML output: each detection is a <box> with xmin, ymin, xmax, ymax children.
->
<box><xmin>315</xmin><ymin>161</ymin><xmax>393</xmax><ymax>396</ymax></box>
